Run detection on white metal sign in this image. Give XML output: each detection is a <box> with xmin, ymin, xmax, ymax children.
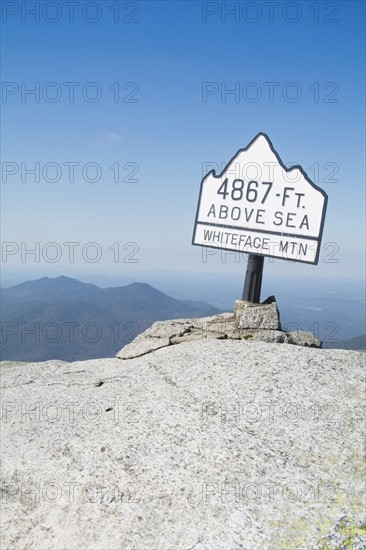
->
<box><xmin>192</xmin><ymin>133</ymin><xmax>328</xmax><ymax>264</ymax></box>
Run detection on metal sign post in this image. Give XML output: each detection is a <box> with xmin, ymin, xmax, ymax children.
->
<box><xmin>242</xmin><ymin>253</ymin><xmax>264</xmax><ymax>303</ymax></box>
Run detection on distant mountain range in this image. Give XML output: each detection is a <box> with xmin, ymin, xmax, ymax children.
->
<box><xmin>326</xmin><ymin>334</ymin><xmax>366</xmax><ymax>351</ymax></box>
<box><xmin>0</xmin><ymin>276</ymin><xmax>220</xmax><ymax>362</ymax></box>
<box><xmin>1</xmin><ymin>276</ymin><xmax>364</xmax><ymax>362</ymax></box>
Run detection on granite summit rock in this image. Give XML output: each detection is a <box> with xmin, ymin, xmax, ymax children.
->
<box><xmin>1</xmin><ymin>339</ymin><xmax>365</xmax><ymax>549</ymax></box>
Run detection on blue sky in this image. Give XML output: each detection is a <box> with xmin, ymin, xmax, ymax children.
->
<box><xmin>1</xmin><ymin>0</ymin><xmax>365</xmax><ymax>285</ymax></box>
